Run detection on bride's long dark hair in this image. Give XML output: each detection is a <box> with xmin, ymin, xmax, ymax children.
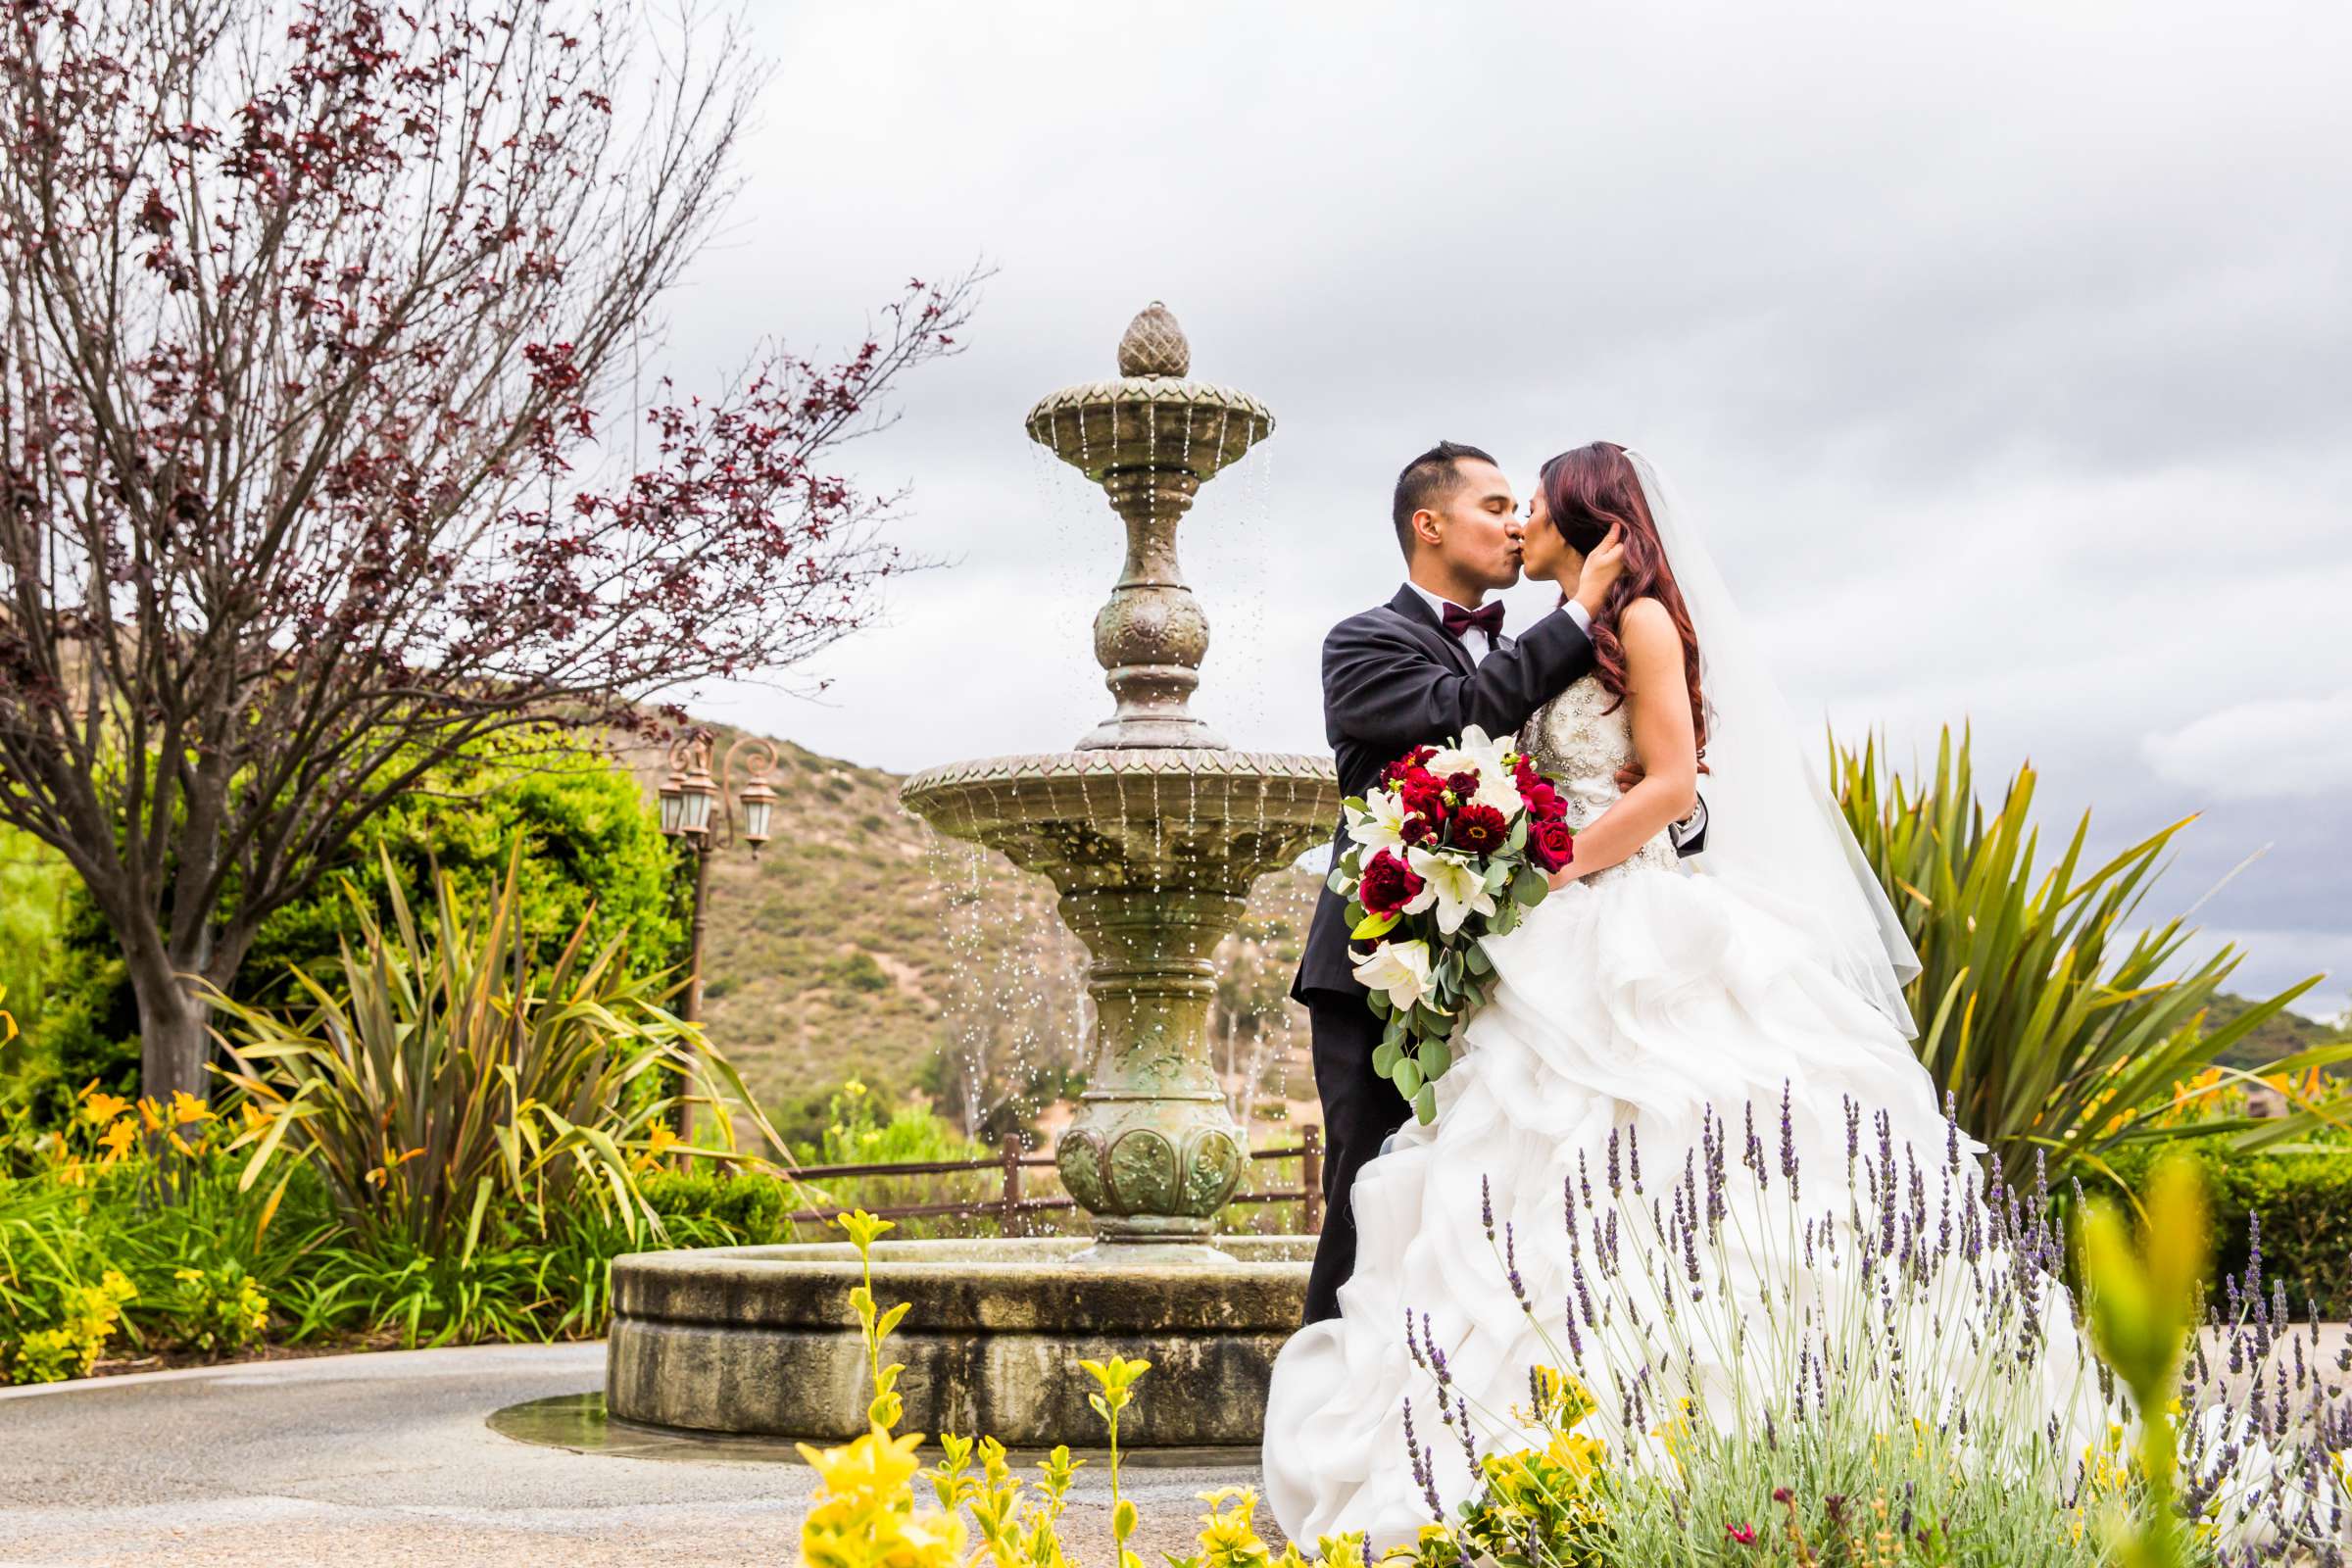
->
<box><xmin>1538</xmin><ymin>442</ymin><xmax>1710</xmax><ymax>767</ymax></box>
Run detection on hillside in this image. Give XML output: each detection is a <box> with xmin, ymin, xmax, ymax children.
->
<box><xmin>616</xmin><ymin>730</ymin><xmax>1323</xmax><ymax>1143</ymax></box>
<box><xmin>2204</xmin><ymin>988</ymin><xmax>2349</xmax><ymax>1073</ymax></box>
<box><xmin>617</xmin><ymin>730</ymin><xmax>2351</xmax><ymax>1143</ymax></box>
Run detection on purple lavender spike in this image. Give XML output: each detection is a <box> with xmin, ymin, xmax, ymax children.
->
<box><xmin>1778</xmin><ymin>1081</ymin><xmax>1798</xmax><ymax>1197</ymax></box>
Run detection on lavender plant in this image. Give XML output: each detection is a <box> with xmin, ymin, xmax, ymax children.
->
<box><xmin>1389</xmin><ymin>1090</ymin><xmax>2352</xmax><ymax>1566</ymax></box>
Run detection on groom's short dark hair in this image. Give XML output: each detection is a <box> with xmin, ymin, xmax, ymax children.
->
<box><xmin>1393</xmin><ymin>440</ymin><xmax>1498</xmax><ymax>555</ymax></box>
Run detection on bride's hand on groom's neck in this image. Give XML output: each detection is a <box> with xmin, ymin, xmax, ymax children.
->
<box><xmin>1570</xmin><ymin>524</ymin><xmax>1626</xmax><ymax>621</ymax></box>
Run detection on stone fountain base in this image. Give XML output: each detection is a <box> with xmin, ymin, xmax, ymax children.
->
<box><xmin>605</xmin><ymin>1236</ymin><xmax>1311</xmax><ymax>1446</ymax></box>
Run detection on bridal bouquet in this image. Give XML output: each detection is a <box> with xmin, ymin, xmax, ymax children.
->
<box><xmin>1332</xmin><ymin>726</ymin><xmax>1574</xmax><ymax>1123</ymax></box>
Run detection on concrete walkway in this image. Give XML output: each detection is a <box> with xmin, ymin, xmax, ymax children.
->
<box><xmin>0</xmin><ymin>1344</ymin><xmax>1258</xmax><ymax>1567</ymax></box>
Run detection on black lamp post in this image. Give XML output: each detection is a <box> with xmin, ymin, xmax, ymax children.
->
<box><xmin>659</xmin><ymin>733</ymin><xmax>779</xmax><ymax>1142</ymax></box>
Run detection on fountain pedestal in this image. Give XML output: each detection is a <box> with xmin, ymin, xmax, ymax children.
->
<box><xmin>607</xmin><ymin>303</ymin><xmax>1340</xmax><ymax>1445</ymax></box>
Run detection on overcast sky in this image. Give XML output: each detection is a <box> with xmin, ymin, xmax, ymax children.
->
<box><xmin>655</xmin><ymin>2</ymin><xmax>2350</xmax><ymax>1018</ymax></box>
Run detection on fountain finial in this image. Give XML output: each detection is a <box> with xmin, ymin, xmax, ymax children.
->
<box><xmin>1116</xmin><ymin>301</ymin><xmax>1190</xmax><ymax>378</ymax></box>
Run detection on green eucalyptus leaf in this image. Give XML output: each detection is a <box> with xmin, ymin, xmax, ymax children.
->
<box><xmin>1417</xmin><ymin>1039</ymin><xmax>1452</xmax><ymax>1081</ymax></box>
<box><xmin>1414</xmin><ymin>1085</ymin><xmax>1438</xmax><ymax>1124</ymax></box>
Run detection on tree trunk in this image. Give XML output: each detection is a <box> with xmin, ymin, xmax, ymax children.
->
<box><xmin>126</xmin><ymin>948</ymin><xmax>213</xmax><ymax>1111</ymax></box>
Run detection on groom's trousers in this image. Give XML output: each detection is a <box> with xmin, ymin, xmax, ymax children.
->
<box><xmin>1302</xmin><ymin>992</ymin><xmax>1407</xmax><ymax>1325</ymax></box>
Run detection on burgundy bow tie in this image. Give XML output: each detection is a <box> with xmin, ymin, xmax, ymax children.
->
<box><xmin>1440</xmin><ymin>600</ymin><xmax>1505</xmax><ymax>642</ymax></box>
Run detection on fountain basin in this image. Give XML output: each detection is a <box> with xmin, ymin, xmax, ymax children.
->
<box><xmin>606</xmin><ymin>1236</ymin><xmax>1311</xmax><ymax>1446</ymax></box>
<box><xmin>901</xmin><ymin>748</ymin><xmax>1338</xmax><ymax>894</ymax></box>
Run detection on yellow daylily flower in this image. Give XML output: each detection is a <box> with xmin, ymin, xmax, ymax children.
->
<box><xmin>83</xmin><ymin>1092</ymin><xmax>134</xmax><ymax>1127</ymax></box>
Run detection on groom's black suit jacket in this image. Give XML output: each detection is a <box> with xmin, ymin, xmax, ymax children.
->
<box><xmin>1293</xmin><ymin>587</ymin><xmax>1608</xmax><ymax>1003</ymax></box>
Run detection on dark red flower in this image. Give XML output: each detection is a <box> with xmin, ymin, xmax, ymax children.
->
<box><xmin>1400</xmin><ymin>813</ymin><xmax>1438</xmax><ymax>847</ymax></box>
<box><xmin>1383</xmin><ymin>745</ymin><xmax>1438</xmax><ymax>785</ymax></box>
<box><xmin>1725</xmin><ymin>1522</ymin><xmax>1758</xmax><ymax>1546</ymax></box>
<box><xmin>1357</xmin><ymin>849</ymin><xmax>1425</xmax><ymax>919</ymax></box>
<box><xmin>1528</xmin><ymin>818</ymin><xmax>1575</xmax><ymax>872</ymax></box>
<box><xmin>1444</xmin><ymin>769</ymin><xmax>1481</xmax><ymax>799</ymax></box>
<box><xmin>1398</xmin><ymin>777</ymin><xmax>1449</xmax><ymax>824</ymax></box>
<box><xmin>1521</xmin><ymin>780</ymin><xmax>1565</xmax><ymax>821</ymax></box>
<box><xmin>1448</xmin><ymin>802</ymin><xmax>1507</xmax><ymax>854</ymax></box>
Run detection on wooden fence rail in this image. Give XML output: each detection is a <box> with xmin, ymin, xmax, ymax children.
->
<box><xmin>773</xmin><ymin>1125</ymin><xmax>1324</xmax><ymax>1236</ymax></box>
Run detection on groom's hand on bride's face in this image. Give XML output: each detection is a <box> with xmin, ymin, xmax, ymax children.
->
<box><xmin>1572</xmin><ymin>524</ymin><xmax>1626</xmax><ymax>618</ymax></box>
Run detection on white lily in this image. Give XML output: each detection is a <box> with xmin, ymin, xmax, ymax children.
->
<box><xmin>1424</xmin><ymin>726</ymin><xmax>1524</xmax><ymax>817</ymax></box>
<box><xmin>1351</xmin><ymin>938</ymin><xmax>1433</xmax><ymax>1012</ymax></box>
<box><xmin>1346</xmin><ymin>789</ymin><xmax>1408</xmax><ymax>856</ymax></box>
<box><xmin>1405</xmin><ymin>847</ymin><xmax>1497</xmax><ymax>935</ymax></box>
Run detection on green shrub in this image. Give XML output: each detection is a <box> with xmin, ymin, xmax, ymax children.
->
<box><xmin>823</xmin><ymin>952</ymin><xmax>894</xmax><ymax>994</ymax></box>
<box><xmin>1833</xmin><ymin>727</ymin><xmax>2337</xmax><ymax>1186</ymax></box>
<box><xmin>2100</xmin><ymin>1134</ymin><xmax>2352</xmax><ymax>1316</ymax></box>
<box><xmin>638</xmin><ymin>1166</ymin><xmax>793</xmax><ymax>1241</ymax></box>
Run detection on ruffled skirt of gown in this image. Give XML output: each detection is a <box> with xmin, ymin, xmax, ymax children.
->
<box><xmin>1261</xmin><ymin>862</ymin><xmax>2112</xmax><ymax>1550</ymax></box>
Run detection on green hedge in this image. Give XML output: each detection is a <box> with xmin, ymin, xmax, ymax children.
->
<box><xmin>2099</xmin><ymin>1135</ymin><xmax>2352</xmax><ymax>1318</ymax></box>
<box><xmin>638</xmin><ymin>1168</ymin><xmax>796</xmax><ymax>1242</ymax></box>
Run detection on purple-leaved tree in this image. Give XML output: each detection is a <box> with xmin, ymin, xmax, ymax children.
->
<box><xmin>0</xmin><ymin>0</ymin><xmax>978</xmax><ymax>1106</ymax></box>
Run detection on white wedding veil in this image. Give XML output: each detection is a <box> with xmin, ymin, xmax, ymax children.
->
<box><xmin>1623</xmin><ymin>450</ymin><xmax>1923</xmax><ymax>1037</ymax></box>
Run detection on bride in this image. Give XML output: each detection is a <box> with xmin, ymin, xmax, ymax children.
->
<box><xmin>1260</xmin><ymin>444</ymin><xmax>2117</xmax><ymax>1548</ymax></box>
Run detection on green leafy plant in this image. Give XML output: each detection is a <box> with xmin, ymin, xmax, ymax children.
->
<box><xmin>10</xmin><ymin>1267</ymin><xmax>137</xmax><ymax>1382</ymax></box>
<box><xmin>1081</xmin><ymin>1353</ymin><xmax>1152</xmax><ymax>1568</ymax></box>
<box><xmin>807</xmin><ymin>1208</ymin><xmax>1359</xmax><ymax>1568</ymax></box>
<box><xmin>1833</xmin><ymin>727</ymin><xmax>2339</xmax><ymax>1185</ymax></box>
<box><xmin>2078</xmin><ymin>1156</ymin><xmax>2212</xmax><ymax>1568</ymax></box>
<box><xmin>214</xmin><ymin>846</ymin><xmax>778</xmax><ymax>1252</ymax></box>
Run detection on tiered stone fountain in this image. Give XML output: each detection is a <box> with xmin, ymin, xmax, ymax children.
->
<box><xmin>605</xmin><ymin>304</ymin><xmax>1339</xmax><ymax>1446</ymax></box>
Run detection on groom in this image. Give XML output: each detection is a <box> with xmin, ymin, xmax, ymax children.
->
<box><xmin>1293</xmin><ymin>440</ymin><xmax>1695</xmax><ymax>1324</ymax></box>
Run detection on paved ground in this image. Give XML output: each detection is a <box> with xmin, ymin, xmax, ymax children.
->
<box><xmin>0</xmin><ymin>1344</ymin><xmax>1260</xmax><ymax>1567</ymax></box>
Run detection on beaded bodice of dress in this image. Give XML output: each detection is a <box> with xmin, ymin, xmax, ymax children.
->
<box><xmin>1525</xmin><ymin>676</ymin><xmax>1680</xmax><ymax>880</ymax></box>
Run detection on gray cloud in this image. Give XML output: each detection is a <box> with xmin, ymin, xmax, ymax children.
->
<box><xmin>660</xmin><ymin>0</ymin><xmax>2351</xmax><ymax>1017</ymax></box>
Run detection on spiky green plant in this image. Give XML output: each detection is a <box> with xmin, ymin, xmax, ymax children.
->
<box><xmin>1832</xmin><ymin>727</ymin><xmax>2337</xmax><ymax>1188</ymax></box>
<box><xmin>214</xmin><ymin>846</ymin><xmax>779</xmax><ymax>1251</ymax></box>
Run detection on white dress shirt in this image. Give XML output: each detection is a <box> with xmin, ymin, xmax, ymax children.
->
<box><xmin>1403</xmin><ymin>580</ymin><xmax>1592</xmax><ymax>666</ymax></box>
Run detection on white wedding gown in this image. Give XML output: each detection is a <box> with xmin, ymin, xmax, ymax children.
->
<box><xmin>1261</xmin><ymin>674</ymin><xmax>2113</xmax><ymax>1548</ymax></box>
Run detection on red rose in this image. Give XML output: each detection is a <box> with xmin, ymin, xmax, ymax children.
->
<box><xmin>1449</xmin><ymin>802</ymin><xmax>1508</xmax><ymax>854</ymax></box>
<box><xmin>1444</xmin><ymin>769</ymin><xmax>1481</xmax><ymax>799</ymax></box>
<box><xmin>1513</xmin><ymin>755</ymin><xmax>1544</xmax><ymax>790</ymax></box>
<box><xmin>1400</xmin><ymin>813</ymin><xmax>1438</xmax><ymax>847</ymax></box>
<box><xmin>1357</xmin><ymin>848</ymin><xmax>1425</xmax><ymax>919</ymax></box>
<box><xmin>1528</xmin><ymin>818</ymin><xmax>1576</xmax><ymax>873</ymax></box>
